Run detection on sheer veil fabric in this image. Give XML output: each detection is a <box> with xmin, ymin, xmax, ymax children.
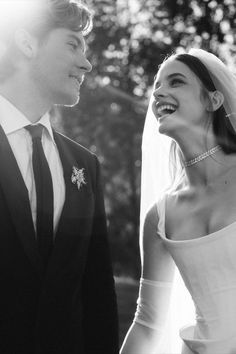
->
<box><xmin>140</xmin><ymin>49</ymin><xmax>236</xmax><ymax>353</ymax></box>
<box><xmin>141</xmin><ymin>95</ymin><xmax>195</xmax><ymax>353</ymax></box>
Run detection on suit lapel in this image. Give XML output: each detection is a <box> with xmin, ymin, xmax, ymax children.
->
<box><xmin>52</xmin><ymin>132</ymin><xmax>94</xmax><ymax>252</ymax></box>
<box><xmin>0</xmin><ymin>126</ymin><xmax>43</xmax><ymax>274</ymax></box>
<box><xmin>53</xmin><ymin>132</ymin><xmax>90</xmax><ymax>235</ymax></box>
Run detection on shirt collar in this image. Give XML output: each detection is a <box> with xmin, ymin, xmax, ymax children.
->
<box><xmin>0</xmin><ymin>94</ymin><xmax>55</xmax><ymax>142</ymax></box>
<box><xmin>36</xmin><ymin>113</ymin><xmax>55</xmax><ymax>142</ymax></box>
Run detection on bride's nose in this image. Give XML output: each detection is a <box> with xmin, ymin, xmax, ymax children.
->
<box><xmin>153</xmin><ymin>85</ymin><xmax>168</xmax><ymax>99</ymax></box>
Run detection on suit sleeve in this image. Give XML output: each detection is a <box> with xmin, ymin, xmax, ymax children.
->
<box><xmin>82</xmin><ymin>155</ymin><xmax>119</xmax><ymax>354</ymax></box>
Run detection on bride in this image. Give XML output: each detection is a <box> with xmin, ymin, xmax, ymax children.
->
<box><xmin>120</xmin><ymin>48</ymin><xmax>236</xmax><ymax>354</ymax></box>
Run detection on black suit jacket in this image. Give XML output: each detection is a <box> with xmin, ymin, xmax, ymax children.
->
<box><xmin>0</xmin><ymin>126</ymin><xmax>119</xmax><ymax>354</ymax></box>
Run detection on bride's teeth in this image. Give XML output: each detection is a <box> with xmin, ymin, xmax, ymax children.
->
<box><xmin>157</xmin><ymin>104</ymin><xmax>176</xmax><ymax>115</ymax></box>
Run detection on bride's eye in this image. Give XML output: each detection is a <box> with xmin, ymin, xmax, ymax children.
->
<box><xmin>170</xmin><ymin>78</ymin><xmax>184</xmax><ymax>86</ymax></box>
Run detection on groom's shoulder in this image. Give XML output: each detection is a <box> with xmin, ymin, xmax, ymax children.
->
<box><xmin>54</xmin><ymin>130</ymin><xmax>97</xmax><ymax>161</ymax></box>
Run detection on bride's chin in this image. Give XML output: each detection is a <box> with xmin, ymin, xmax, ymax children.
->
<box><xmin>158</xmin><ymin>121</ymin><xmax>169</xmax><ymax>134</ymax></box>
<box><xmin>158</xmin><ymin>123</ymin><xmax>175</xmax><ymax>138</ymax></box>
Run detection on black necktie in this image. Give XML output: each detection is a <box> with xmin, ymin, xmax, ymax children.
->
<box><xmin>25</xmin><ymin>124</ymin><xmax>54</xmax><ymax>270</ymax></box>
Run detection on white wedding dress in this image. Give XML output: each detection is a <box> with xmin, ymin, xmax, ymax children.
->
<box><xmin>156</xmin><ymin>194</ymin><xmax>236</xmax><ymax>354</ymax></box>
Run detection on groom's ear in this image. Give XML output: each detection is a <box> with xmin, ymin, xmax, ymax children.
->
<box><xmin>14</xmin><ymin>28</ymin><xmax>38</xmax><ymax>59</ymax></box>
<box><xmin>207</xmin><ymin>90</ymin><xmax>224</xmax><ymax>112</ymax></box>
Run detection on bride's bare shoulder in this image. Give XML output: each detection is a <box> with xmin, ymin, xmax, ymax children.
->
<box><xmin>143</xmin><ymin>203</ymin><xmax>159</xmax><ymax>229</ymax></box>
<box><xmin>143</xmin><ymin>193</ymin><xmax>169</xmax><ymax>235</ymax></box>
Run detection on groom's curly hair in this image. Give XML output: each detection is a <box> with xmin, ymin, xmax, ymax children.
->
<box><xmin>0</xmin><ymin>0</ymin><xmax>93</xmax><ymax>44</ymax></box>
<box><xmin>31</xmin><ymin>0</ymin><xmax>93</xmax><ymax>41</ymax></box>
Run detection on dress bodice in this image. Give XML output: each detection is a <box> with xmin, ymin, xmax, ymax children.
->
<box><xmin>157</xmin><ymin>195</ymin><xmax>236</xmax><ymax>354</ymax></box>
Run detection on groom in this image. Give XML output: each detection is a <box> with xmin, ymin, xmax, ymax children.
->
<box><xmin>0</xmin><ymin>1</ymin><xmax>118</xmax><ymax>353</ymax></box>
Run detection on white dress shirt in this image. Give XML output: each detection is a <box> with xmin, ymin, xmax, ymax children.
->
<box><xmin>0</xmin><ymin>95</ymin><xmax>65</xmax><ymax>234</ymax></box>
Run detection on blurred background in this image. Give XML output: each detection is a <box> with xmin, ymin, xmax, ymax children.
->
<box><xmin>51</xmin><ymin>0</ymin><xmax>236</xmax><ymax>344</ymax></box>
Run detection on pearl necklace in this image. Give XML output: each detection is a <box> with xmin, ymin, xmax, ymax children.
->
<box><xmin>184</xmin><ymin>145</ymin><xmax>222</xmax><ymax>168</ymax></box>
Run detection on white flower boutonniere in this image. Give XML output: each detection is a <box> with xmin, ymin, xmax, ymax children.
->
<box><xmin>71</xmin><ymin>166</ymin><xmax>86</xmax><ymax>190</ymax></box>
